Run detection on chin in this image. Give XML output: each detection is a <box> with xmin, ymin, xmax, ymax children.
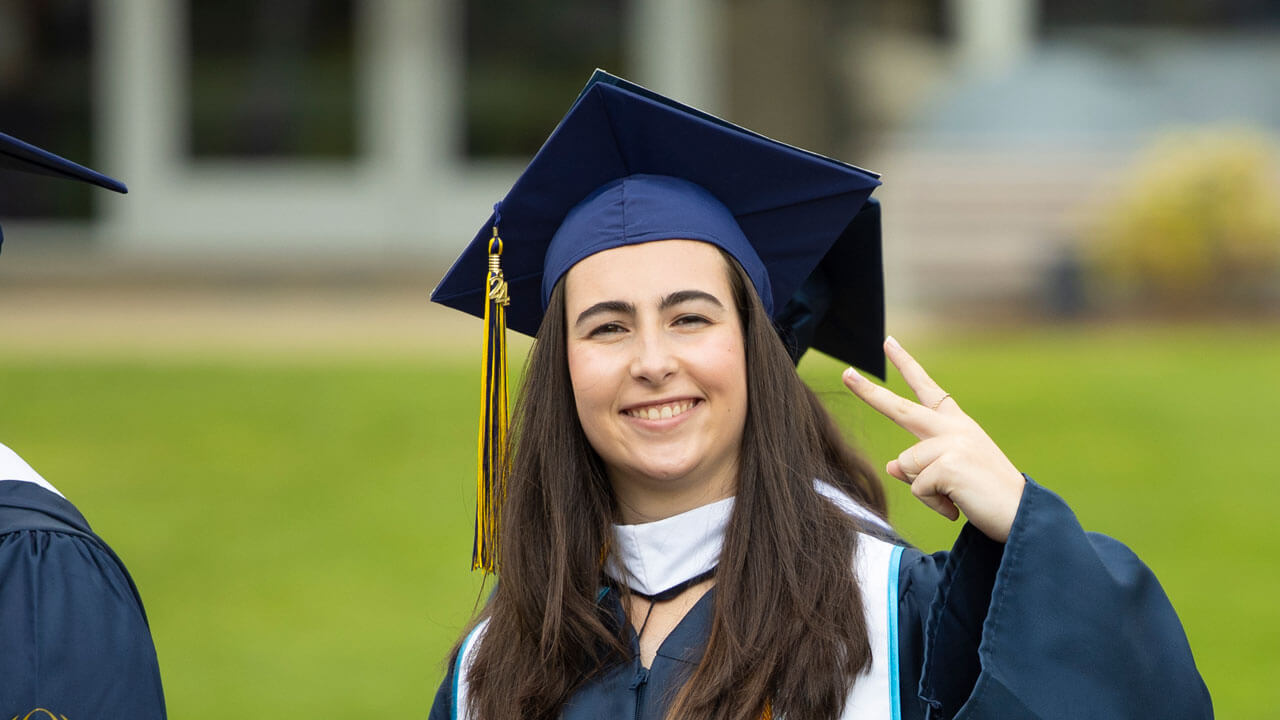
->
<box><xmin>617</xmin><ymin>450</ymin><xmax>703</xmax><ymax>485</ymax></box>
<box><xmin>632</xmin><ymin>461</ymin><xmax>698</xmax><ymax>484</ymax></box>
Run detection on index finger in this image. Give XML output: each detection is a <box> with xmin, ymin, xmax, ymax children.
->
<box><xmin>842</xmin><ymin>367</ymin><xmax>941</xmax><ymax>439</ymax></box>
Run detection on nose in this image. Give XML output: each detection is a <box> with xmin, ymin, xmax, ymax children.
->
<box><xmin>629</xmin><ymin>326</ymin><xmax>678</xmax><ymax>384</ymax></box>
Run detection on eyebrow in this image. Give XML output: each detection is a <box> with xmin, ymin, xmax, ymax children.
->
<box><xmin>574</xmin><ymin>300</ymin><xmax>636</xmax><ymax>329</ymax></box>
<box><xmin>573</xmin><ymin>290</ymin><xmax>725</xmax><ymax>329</ymax></box>
<box><xmin>659</xmin><ymin>290</ymin><xmax>724</xmax><ymax>311</ymax></box>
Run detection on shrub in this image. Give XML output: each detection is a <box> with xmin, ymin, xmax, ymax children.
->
<box><xmin>1086</xmin><ymin>127</ymin><xmax>1280</xmax><ymax>311</ymax></box>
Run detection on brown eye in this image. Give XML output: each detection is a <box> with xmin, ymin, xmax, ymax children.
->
<box><xmin>673</xmin><ymin>314</ymin><xmax>710</xmax><ymax>327</ymax></box>
<box><xmin>589</xmin><ymin>322</ymin><xmax>626</xmax><ymax>337</ymax></box>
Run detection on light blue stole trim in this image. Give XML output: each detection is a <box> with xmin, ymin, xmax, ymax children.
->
<box><xmin>454</xmin><ymin>623</ymin><xmax>486</xmax><ymax>720</ymax></box>
<box><xmin>887</xmin><ymin>545</ymin><xmax>905</xmax><ymax>720</ymax></box>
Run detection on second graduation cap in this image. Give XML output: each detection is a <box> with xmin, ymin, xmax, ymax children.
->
<box><xmin>0</xmin><ymin>131</ymin><xmax>128</xmax><ymax>252</ymax></box>
<box><xmin>0</xmin><ymin>132</ymin><xmax>128</xmax><ymax>194</ymax></box>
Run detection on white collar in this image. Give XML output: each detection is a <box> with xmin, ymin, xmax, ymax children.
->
<box><xmin>604</xmin><ymin>480</ymin><xmax>890</xmax><ymax>597</ymax></box>
<box><xmin>0</xmin><ymin>442</ymin><xmax>65</xmax><ymax>498</ymax></box>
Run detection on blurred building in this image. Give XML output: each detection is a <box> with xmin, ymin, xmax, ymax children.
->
<box><xmin>858</xmin><ymin>1</ymin><xmax>1280</xmax><ymax>314</ymax></box>
<box><xmin>0</xmin><ymin>0</ymin><xmax>722</xmax><ymax>262</ymax></box>
<box><xmin>2</xmin><ymin>0</ymin><xmax>1278</xmax><ymax>313</ymax></box>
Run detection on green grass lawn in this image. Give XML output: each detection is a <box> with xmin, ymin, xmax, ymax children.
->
<box><xmin>1</xmin><ymin>323</ymin><xmax>1274</xmax><ymax>717</ymax></box>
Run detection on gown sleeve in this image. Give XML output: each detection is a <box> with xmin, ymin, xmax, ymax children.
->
<box><xmin>0</xmin><ymin>483</ymin><xmax>167</xmax><ymax>718</ymax></box>
<box><xmin>895</xmin><ymin>477</ymin><xmax>1212</xmax><ymax>720</ymax></box>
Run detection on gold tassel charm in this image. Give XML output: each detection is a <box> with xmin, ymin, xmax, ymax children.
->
<box><xmin>474</xmin><ymin>216</ymin><xmax>510</xmax><ymax>573</ymax></box>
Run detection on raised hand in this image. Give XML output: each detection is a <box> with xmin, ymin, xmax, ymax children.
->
<box><xmin>842</xmin><ymin>336</ymin><xmax>1026</xmax><ymax>542</ymax></box>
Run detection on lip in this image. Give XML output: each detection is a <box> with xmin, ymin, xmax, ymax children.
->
<box><xmin>619</xmin><ymin>397</ymin><xmax>703</xmax><ymax>428</ymax></box>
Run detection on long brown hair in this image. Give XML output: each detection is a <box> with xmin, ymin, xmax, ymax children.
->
<box><xmin>462</xmin><ymin>250</ymin><xmax>888</xmax><ymax>720</ymax></box>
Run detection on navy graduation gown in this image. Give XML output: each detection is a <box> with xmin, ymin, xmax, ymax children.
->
<box><xmin>0</xmin><ymin>479</ymin><xmax>167</xmax><ymax>718</ymax></box>
<box><xmin>430</xmin><ymin>479</ymin><xmax>1211</xmax><ymax>719</ymax></box>
<box><xmin>893</xmin><ymin>479</ymin><xmax>1211</xmax><ymax>719</ymax></box>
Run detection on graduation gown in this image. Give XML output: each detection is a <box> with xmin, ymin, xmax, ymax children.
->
<box><xmin>0</xmin><ymin>444</ymin><xmax>167</xmax><ymax>718</ymax></box>
<box><xmin>429</xmin><ymin>478</ymin><xmax>1212</xmax><ymax>719</ymax></box>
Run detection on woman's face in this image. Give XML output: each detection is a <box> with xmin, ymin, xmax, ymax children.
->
<box><xmin>563</xmin><ymin>240</ymin><xmax>748</xmax><ymax>521</ymax></box>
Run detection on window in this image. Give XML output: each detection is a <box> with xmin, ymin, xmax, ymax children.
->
<box><xmin>0</xmin><ymin>0</ymin><xmax>95</xmax><ymax>219</ymax></box>
<box><xmin>186</xmin><ymin>0</ymin><xmax>357</xmax><ymax>159</ymax></box>
<box><xmin>464</xmin><ymin>0</ymin><xmax>626</xmax><ymax>158</ymax></box>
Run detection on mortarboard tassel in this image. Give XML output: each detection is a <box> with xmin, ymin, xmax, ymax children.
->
<box><xmin>474</xmin><ymin>209</ymin><xmax>510</xmax><ymax>573</ymax></box>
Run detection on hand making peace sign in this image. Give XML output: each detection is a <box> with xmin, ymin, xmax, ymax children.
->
<box><xmin>843</xmin><ymin>336</ymin><xmax>1027</xmax><ymax>543</ymax></box>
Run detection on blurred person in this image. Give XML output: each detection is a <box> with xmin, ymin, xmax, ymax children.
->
<box><xmin>0</xmin><ymin>133</ymin><xmax>167</xmax><ymax>718</ymax></box>
<box><xmin>426</xmin><ymin>72</ymin><xmax>1211</xmax><ymax>720</ymax></box>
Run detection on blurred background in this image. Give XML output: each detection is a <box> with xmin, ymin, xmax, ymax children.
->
<box><xmin>1</xmin><ymin>0</ymin><xmax>1278</xmax><ymax>716</ymax></box>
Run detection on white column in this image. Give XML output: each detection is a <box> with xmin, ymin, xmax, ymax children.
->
<box><xmin>949</xmin><ymin>0</ymin><xmax>1036</xmax><ymax>75</ymax></box>
<box><xmin>626</xmin><ymin>0</ymin><xmax>726</xmax><ymax>114</ymax></box>
<box><xmin>95</xmin><ymin>0</ymin><xmax>183</xmax><ymax>239</ymax></box>
<box><xmin>359</xmin><ymin>0</ymin><xmax>464</xmax><ymax>247</ymax></box>
<box><xmin>360</xmin><ymin>0</ymin><xmax>460</xmax><ymax>177</ymax></box>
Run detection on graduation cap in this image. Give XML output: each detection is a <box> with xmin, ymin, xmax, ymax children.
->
<box><xmin>430</xmin><ymin>70</ymin><xmax>884</xmax><ymax>572</ymax></box>
<box><xmin>0</xmin><ymin>131</ymin><xmax>128</xmax><ymax>251</ymax></box>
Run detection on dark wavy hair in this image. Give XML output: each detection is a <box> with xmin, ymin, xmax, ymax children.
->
<box><xmin>462</xmin><ymin>249</ymin><xmax>888</xmax><ymax>720</ymax></box>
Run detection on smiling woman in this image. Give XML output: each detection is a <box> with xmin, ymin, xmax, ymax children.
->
<box><xmin>469</xmin><ymin>226</ymin><xmax>889</xmax><ymax>720</ymax></box>
<box><xmin>426</xmin><ymin>71</ymin><xmax>1211</xmax><ymax>720</ymax></box>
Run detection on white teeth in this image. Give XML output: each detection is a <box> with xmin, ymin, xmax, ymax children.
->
<box><xmin>627</xmin><ymin>400</ymin><xmax>696</xmax><ymax>420</ymax></box>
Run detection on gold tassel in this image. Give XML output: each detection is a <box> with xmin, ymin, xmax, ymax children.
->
<box><xmin>474</xmin><ymin>221</ymin><xmax>509</xmax><ymax>573</ymax></box>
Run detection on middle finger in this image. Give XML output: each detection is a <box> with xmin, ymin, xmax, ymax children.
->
<box><xmin>842</xmin><ymin>367</ymin><xmax>939</xmax><ymax>439</ymax></box>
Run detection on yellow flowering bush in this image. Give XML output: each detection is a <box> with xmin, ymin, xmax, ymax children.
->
<box><xmin>1087</xmin><ymin>128</ymin><xmax>1280</xmax><ymax>310</ymax></box>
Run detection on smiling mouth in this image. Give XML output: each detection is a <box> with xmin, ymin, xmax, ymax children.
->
<box><xmin>622</xmin><ymin>399</ymin><xmax>700</xmax><ymax>421</ymax></box>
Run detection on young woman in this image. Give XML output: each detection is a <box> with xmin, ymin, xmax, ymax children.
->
<box><xmin>428</xmin><ymin>73</ymin><xmax>1211</xmax><ymax>720</ymax></box>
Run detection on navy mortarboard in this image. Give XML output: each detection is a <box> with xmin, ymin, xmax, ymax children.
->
<box><xmin>431</xmin><ymin>69</ymin><xmax>884</xmax><ymax>376</ymax></box>
<box><xmin>0</xmin><ymin>133</ymin><xmax>164</xmax><ymax>719</ymax></box>
<box><xmin>430</xmin><ymin>70</ymin><xmax>884</xmax><ymax>573</ymax></box>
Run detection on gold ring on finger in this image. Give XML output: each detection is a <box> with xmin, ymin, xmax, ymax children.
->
<box><xmin>929</xmin><ymin>392</ymin><xmax>951</xmax><ymax>411</ymax></box>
